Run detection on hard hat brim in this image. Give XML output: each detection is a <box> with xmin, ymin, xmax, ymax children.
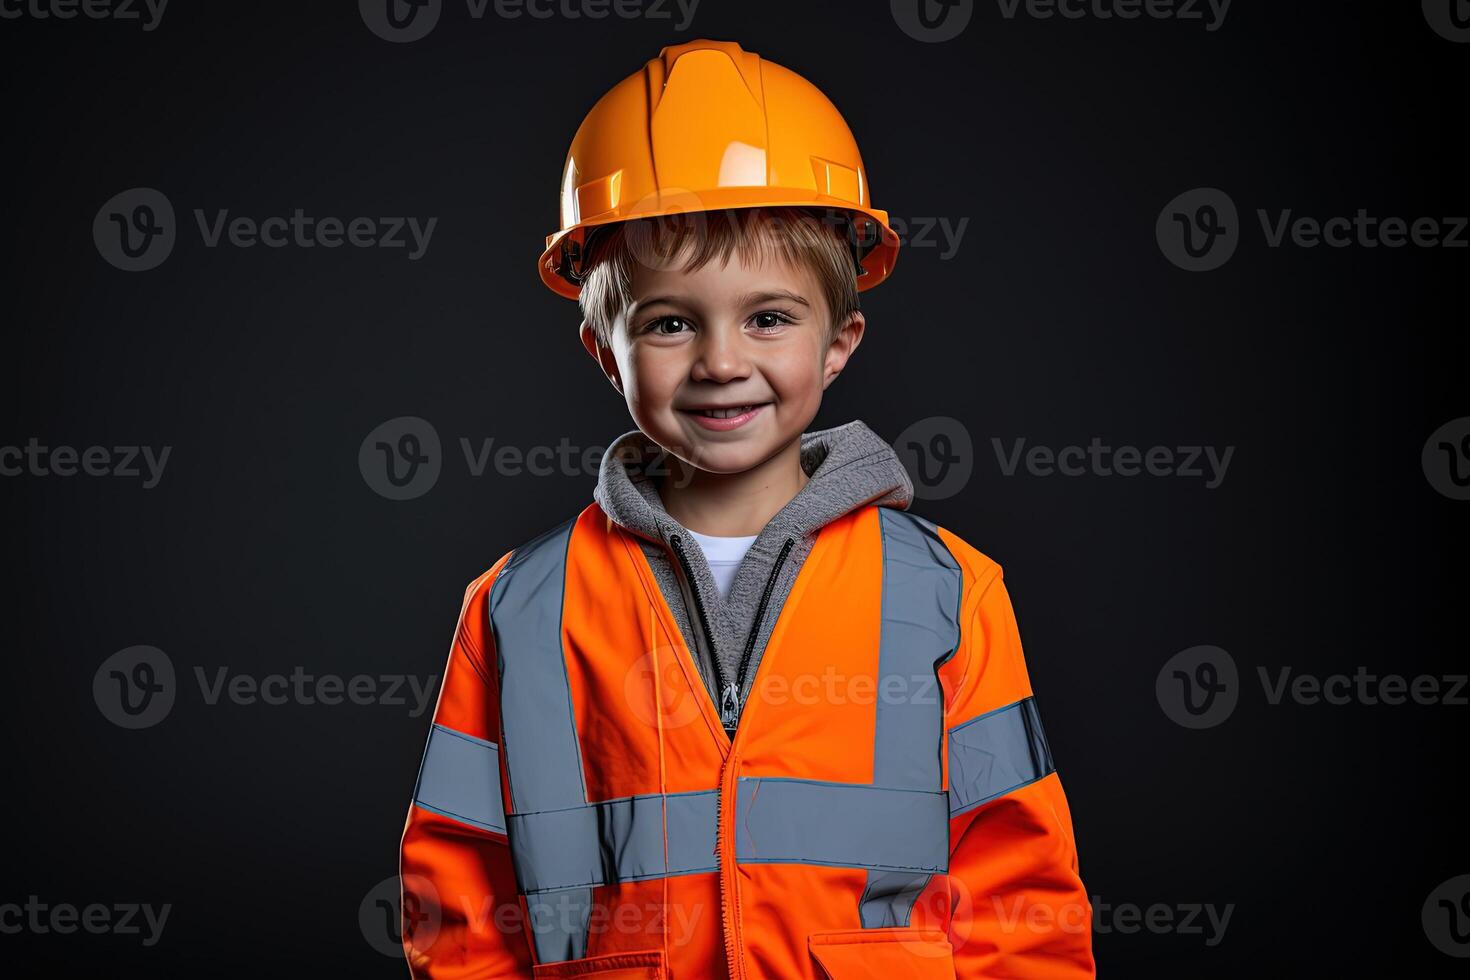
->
<box><xmin>537</xmin><ymin>191</ymin><xmax>900</xmax><ymax>300</ymax></box>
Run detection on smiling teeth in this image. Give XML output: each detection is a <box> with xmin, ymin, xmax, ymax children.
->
<box><xmin>696</xmin><ymin>405</ymin><xmax>756</xmax><ymax>418</ymax></box>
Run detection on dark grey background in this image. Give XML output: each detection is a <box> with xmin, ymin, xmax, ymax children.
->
<box><xmin>2</xmin><ymin>0</ymin><xmax>1465</xmax><ymax>975</ymax></box>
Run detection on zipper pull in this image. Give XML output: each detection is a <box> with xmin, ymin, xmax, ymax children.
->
<box><xmin>719</xmin><ymin>681</ymin><xmax>740</xmax><ymax>732</ymax></box>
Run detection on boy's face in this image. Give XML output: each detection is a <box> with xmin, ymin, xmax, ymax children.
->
<box><xmin>582</xmin><ymin>241</ymin><xmax>863</xmax><ymax>477</ymax></box>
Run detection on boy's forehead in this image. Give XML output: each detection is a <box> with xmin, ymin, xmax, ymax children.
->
<box><xmin>627</xmin><ymin>244</ymin><xmax>821</xmax><ymax>306</ymax></box>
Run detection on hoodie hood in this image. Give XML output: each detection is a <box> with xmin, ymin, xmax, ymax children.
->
<box><xmin>594</xmin><ymin>418</ymin><xmax>914</xmax><ymax>550</ymax></box>
<box><xmin>592</xmin><ymin>419</ymin><xmax>915</xmax><ymax>724</ymax></box>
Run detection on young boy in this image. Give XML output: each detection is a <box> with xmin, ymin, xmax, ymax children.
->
<box><xmin>400</xmin><ymin>39</ymin><xmax>1094</xmax><ymax>979</ymax></box>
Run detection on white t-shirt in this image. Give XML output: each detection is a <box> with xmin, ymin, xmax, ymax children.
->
<box><xmin>686</xmin><ymin>528</ymin><xmax>759</xmax><ymax>601</ymax></box>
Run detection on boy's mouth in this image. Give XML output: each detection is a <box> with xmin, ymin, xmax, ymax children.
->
<box><xmin>679</xmin><ymin>402</ymin><xmax>770</xmax><ymax>431</ymax></box>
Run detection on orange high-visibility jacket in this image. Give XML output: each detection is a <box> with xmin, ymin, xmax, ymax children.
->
<box><xmin>400</xmin><ymin>501</ymin><xmax>1095</xmax><ymax>978</ymax></box>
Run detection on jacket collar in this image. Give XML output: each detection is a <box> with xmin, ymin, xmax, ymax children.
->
<box><xmin>593</xmin><ymin>418</ymin><xmax>915</xmax><ymax>550</ymax></box>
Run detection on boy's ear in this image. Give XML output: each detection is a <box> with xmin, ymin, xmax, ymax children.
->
<box><xmin>822</xmin><ymin>310</ymin><xmax>866</xmax><ymax>391</ymax></box>
<box><xmin>580</xmin><ymin>318</ymin><xmax>624</xmax><ymax>396</ymax></box>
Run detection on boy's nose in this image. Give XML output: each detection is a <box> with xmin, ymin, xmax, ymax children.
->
<box><xmin>688</xmin><ymin>329</ymin><xmax>754</xmax><ymax>382</ymax></box>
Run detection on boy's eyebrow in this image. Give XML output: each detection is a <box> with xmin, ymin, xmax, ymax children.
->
<box><xmin>736</xmin><ymin>289</ymin><xmax>810</xmax><ymax>308</ymax></box>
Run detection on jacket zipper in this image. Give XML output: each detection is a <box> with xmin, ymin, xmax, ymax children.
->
<box><xmin>669</xmin><ymin>532</ymin><xmax>795</xmax><ymax>980</ymax></box>
<box><xmin>668</xmin><ymin>533</ymin><xmax>796</xmax><ymax>738</ymax></box>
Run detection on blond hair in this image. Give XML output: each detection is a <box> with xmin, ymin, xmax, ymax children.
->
<box><xmin>577</xmin><ymin>206</ymin><xmax>862</xmax><ymax>348</ymax></box>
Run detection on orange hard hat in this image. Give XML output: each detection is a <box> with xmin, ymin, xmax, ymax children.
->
<box><xmin>537</xmin><ymin>39</ymin><xmax>901</xmax><ymax>299</ymax></box>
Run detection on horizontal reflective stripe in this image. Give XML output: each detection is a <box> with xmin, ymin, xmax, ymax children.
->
<box><xmin>507</xmin><ymin>789</ymin><xmax>719</xmax><ymax>894</ymax></box>
<box><xmin>413</xmin><ymin>723</ymin><xmax>507</xmax><ymax>834</ymax></box>
<box><xmin>948</xmin><ymin>695</ymin><xmax>1055</xmax><ymax>816</ymax></box>
<box><xmin>734</xmin><ymin>777</ymin><xmax>949</xmax><ymax>874</ymax></box>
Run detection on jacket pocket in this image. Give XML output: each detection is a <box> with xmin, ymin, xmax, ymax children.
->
<box><xmin>531</xmin><ymin>948</ymin><xmax>666</xmax><ymax>978</ymax></box>
<box><xmin>808</xmin><ymin>928</ymin><xmax>955</xmax><ymax>979</ymax></box>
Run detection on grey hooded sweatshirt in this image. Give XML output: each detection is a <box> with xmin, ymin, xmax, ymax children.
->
<box><xmin>592</xmin><ymin>418</ymin><xmax>915</xmax><ymax>737</ymax></box>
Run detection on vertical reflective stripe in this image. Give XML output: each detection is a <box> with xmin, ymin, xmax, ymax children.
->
<box><xmin>488</xmin><ymin>516</ymin><xmax>591</xmax><ymax>963</ymax></box>
<box><xmin>412</xmin><ymin>723</ymin><xmax>506</xmax><ymax>834</ymax></box>
<box><xmin>526</xmin><ymin>890</ymin><xmax>592</xmax><ymax>963</ymax></box>
<box><xmin>873</xmin><ymin>509</ymin><xmax>961</xmax><ymax>789</ymax></box>
<box><xmin>862</xmin><ymin>510</ymin><xmax>962</xmax><ymax>927</ymax></box>
<box><xmin>861</xmin><ymin>871</ymin><xmax>933</xmax><ymax>929</ymax></box>
<box><xmin>948</xmin><ymin>696</ymin><xmax>1055</xmax><ymax>816</ymax></box>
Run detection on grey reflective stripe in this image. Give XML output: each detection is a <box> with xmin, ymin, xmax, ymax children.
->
<box><xmin>861</xmin><ymin>871</ymin><xmax>933</xmax><ymax>929</ymax></box>
<box><xmin>948</xmin><ymin>696</ymin><xmax>1055</xmax><ymax>816</ymax></box>
<box><xmin>526</xmin><ymin>891</ymin><xmax>591</xmax><ymax>963</ymax></box>
<box><xmin>412</xmin><ymin>723</ymin><xmax>506</xmax><ymax>834</ymax></box>
<box><xmin>489</xmin><ymin>517</ymin><xmax>591</xmax><ymax>963</ymax></box>
<box><xmin>491</xmin><ymin>517</ymin><xmax>585</xmax><ymax>815</ymax></box>
<box><xmin>507</xmin><ymin>789</ymin><xmax>719</xmax><ymax>894</ymax></box>
<box><xmin>734</xmin><ymin>777</ymin><xmax>948</xmax><ymax>874</ymax></box>
<box><xmin>873</xmin><ymin>509</ymin><xmax>962</xmax><ymax>790</ymax></box>
<box><xmin>862</xmin><ymin>510</ymin><xmax>962</xmax><ymax>926</ymax></box>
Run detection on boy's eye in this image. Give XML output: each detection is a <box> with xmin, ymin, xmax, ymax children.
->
<box><xmin>640</xmin><ymin>311</ymin><xmax>796</xmax><ymax>335</ymax></box>
<box><xmin>645</xmin><ymin>316</ymin><xmax>693</xmax><ymax>335</ymax></box>
<box><xmin>751</xmin><ymin>310</ymin><xmax>796</xmax><ymax>332</ymax></box>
